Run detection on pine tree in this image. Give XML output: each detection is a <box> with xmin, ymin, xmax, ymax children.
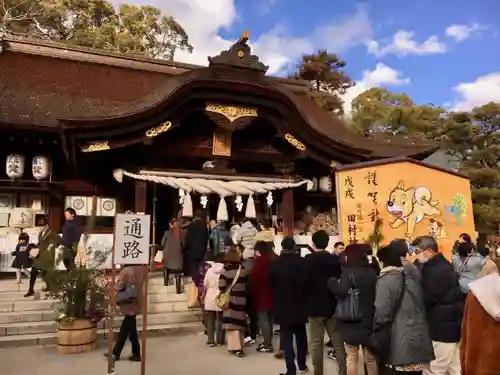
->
<box><xmin>439</xmin><ymin>102</ymin><xmax>500</xmax><ymax>234</ymax></box>
<box><xmin>294</xmin><ymin>50</ymin><xmax>354</xmax><ymax>117</ymax></box>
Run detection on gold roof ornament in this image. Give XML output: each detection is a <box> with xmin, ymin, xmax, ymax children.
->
<box><xmin>145</xmin><ymin>121</ymin><xmax>172</xmax><ymax>138</ymax></box>
<box><xmin>81</xmin><ymin>141</ymin><xmax>110</xmax><ymax>152</ymax></box>
<box><xmin>284</xmin><ymin>133</ymin><xmax>306</xmax><ymax>151</ymax></box>
<box><xmin>205</xmin><ymin>103</ymin><xmax>257</xmax><ymax>123</ymax></box>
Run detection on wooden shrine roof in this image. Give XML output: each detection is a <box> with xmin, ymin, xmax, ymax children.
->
<box><xmin>0</xmin><ymin>35</ymin><xmax>438</xmax><ymax>162</ymax></box>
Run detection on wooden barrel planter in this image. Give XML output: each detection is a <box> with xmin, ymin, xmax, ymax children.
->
<box><xmin>57</xmin><ymin>319</ymin><xmax>97</xmax><ymax>355</ymax></box>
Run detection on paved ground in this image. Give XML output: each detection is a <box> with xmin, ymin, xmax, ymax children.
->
<box><xmin>0</xmin><ymin>333</ymin><xmax>343</xmax><ymax>375</ymax></box>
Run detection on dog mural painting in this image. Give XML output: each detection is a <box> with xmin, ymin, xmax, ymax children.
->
<box><xmin>335</xmin><ymin>157</ymin><xmax>476</xmax><ymax>259</ymax></box>
<box><xmin>387</xmin><ymin>180</ymin><xmax>441</xmax><ymax>237</ymax></box>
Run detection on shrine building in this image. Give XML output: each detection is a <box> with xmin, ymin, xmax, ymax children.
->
<box><xmin>0</xmin><ymin>33</ymin><xmax>438</xmax><ymax>267</ymax></box>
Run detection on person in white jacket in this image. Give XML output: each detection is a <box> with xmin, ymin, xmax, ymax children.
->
<box><xmin>203</xmin><ymin>255</ymin><xmax>225</xmax><ymax>346</ymax></box>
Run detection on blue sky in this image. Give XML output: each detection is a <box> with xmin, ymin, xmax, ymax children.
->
<box><xmin>129</xmin><ymin>0</ymin><xmax>500</xmax><ymax>112</ymax></box>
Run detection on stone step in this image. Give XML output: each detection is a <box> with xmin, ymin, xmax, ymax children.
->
<box><xmin>0</xmin><ymin>309</ymin><xmax>57</xmax><ymax>324</ymax></box>
<box><xmin>0</xmin><ymin>299</ymin><xmax>60</xmax><ymax>313</ymax></box>
<box><xmin>0</xmin><ymin>295</ymin><xmax>193</xmax><ymax>323</ymax></box>
<box><xmin>0</xmin><ymin>310</ymin><xmax>202</xmax><ymax>336</ymax></box>
<box><xmin>0</xmin><ymin>321</ymin><xmax>202</xmax><ymax>348</ymax></box>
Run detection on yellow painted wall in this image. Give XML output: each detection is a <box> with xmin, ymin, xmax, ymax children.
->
<box><xmin>335</xmin><ymin>161</ymin><xmax>475</xmax><ymax>259</ymax></box>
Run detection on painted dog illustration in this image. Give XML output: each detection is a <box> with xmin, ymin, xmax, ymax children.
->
<box><xmin>387</xmin><ymin>180</ymin><xmax>441</xmax><ymax>237</ymax></box>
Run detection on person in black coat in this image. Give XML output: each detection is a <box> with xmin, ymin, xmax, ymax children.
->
<box><xmin>328</xmin><ymin>243</ymin><xmax>378</xmax><ymax>375</ymax></box>
<box><xmin>411</xmin><ymin>235</ymin><xmax>464</xmax><ymax>375</ymax></box>
<box><xmin>304</xmin><ymin>230</ymin><xmax>346</xmax><ymax>375</ymax></box>
<box><xmin>270</xmin><ymin>237</ymin><xmax>310</xmax><ymax>375</ymax></box>
<box><xmin>184</xmin><ymin>209</ymin><xmax>209</xmax><ymax>280</ymax></box>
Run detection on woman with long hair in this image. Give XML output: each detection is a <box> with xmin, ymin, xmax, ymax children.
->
<box><xmin>161</xmin><ymin>218</ymin><xmax>184</xmax><ymax>293</ymax></box>
<box><xmin>328</xmin><ymin>243</ymin><xmax>378</xmax><ymax>375</ymax></box>
<box><xmin>219</xmin><ymin>246</ymin><xmax>248</xmax><ymax>357</ymax></box>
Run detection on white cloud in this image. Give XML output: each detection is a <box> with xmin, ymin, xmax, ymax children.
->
<box><xmin>367</xmin><ymin>30</ymin><xmax>446</xmax><ymax>57</ymax></box>
<box><xmin>343</xmin><ymin>63</ymin><xmax>410</xmax><ymax>116</ymax></box>
<box><xmin>451</xmin><ymin>72</ymin><xmax>500</xmax><ymax>111</ymax></box>
<box><xmin>118</xmin><ymin>0</ymin><xmax>372</xmax><ymax>75</ymax></box>
<box><xmin>445</xmin><ymin>23</ymin><xmax>483</xmax><ymax>42</ymax></box>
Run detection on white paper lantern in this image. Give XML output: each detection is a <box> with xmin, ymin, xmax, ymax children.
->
<box><xmin>6</xmin><ymin>154</ymin><xmax>25</xmax><ymax>179</ymax></box>
<box><xmin>9</xmin><ymin>207</ymin><xmax>34</xmax><ymax>229</ymax></box>
<box><xmin>32</xmin><ymin>155</ymin><xmax>50</xmax><ymax>180</ymax></box>
<box><xmin>319</xmin><ymin>176</ymin><xmax>332</xmax><ymax>193</ymax></box>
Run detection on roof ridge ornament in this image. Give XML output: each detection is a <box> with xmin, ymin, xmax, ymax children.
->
<box><xmin>208</xmin><ymin>30</ymin><xmax>269</xmax><ymax>73</ymax></box>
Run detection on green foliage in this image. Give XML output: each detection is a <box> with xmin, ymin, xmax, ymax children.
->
<box><xmin>366</xmin><ymin>217</ymin><xmax>384</xmax><ymax>251</ymax></box>
<box><xmin>350</xmin><ymin>87</ymin><xmax>444</xmax><ymax>136</ymax></box>
<box><xmin>438</xmin><ymin>102</ymin><xmax>500</xmax><ymax>234</ymax></box>
<box><xmin>294</xmin><ymin>50</ymin><xmax>355</xmax><ymax>117</ymax></box>
<box><xmin>1</xmin><ymin>0</ymin><xmax>193</xmax><ymax>60</ymax></box>
<box><xmin>46</xmin><ymin>262</ymin><xmax>110</xmax><ymax>324</ymax></box>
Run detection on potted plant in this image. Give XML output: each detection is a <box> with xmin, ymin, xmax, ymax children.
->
<box><xmin>44</xmin><ymin>249</ymin><xmax>110</xmax><ymax>355</ymax></box>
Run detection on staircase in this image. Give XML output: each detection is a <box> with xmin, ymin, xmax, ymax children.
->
<box><xmin>0</xmin><ymin>275</ymin><xmax>202</xmax><ymax>348</ymax></box>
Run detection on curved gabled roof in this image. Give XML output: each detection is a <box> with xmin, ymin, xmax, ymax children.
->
<box><xmin>0</xmin><ymin>35</ymin><xmax>438</xmax><ymax>163</ymax></box>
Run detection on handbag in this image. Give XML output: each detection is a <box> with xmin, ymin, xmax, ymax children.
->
<box><xmin>29</xmin><ymin>247</ymin><xmax>40</xmax><ymax>259</ymax></box>
<box><xmin>368</xmin><ymin>271</ymin><xmax>406</xmax><ymax>363</ymax></box>
<box><xmin>116</xmin><ymin>284</ymin><xmax>138</xmax><ymax>305</ymax></box>
<box><xmin>154</xmin><ymin>251</ymin><xmax>163</xmax><ymax>263</ymax></box>
<box><xmin>335</xmin><ymin>269</ymin><xmax>362</xmax><ymax>322</ymax></box>
<box><xmin>187</xmin><ymin>282</ymin><xmax>200</xmax><ymax>308</ymax></box>
<box><xmin>215</xmin><ymin>266</ymin><xmax>241</xmax><ymax>310</ymax></box>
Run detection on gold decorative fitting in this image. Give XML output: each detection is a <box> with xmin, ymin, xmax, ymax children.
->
<box><xmin>237</xmin><ymin>50</ymin><xmax>244</xmax><ymax>58</ymax></box>
<box><xmin>145</xmin><ymin>121</ymin><xmax>172</xmax><ymax>138</ymax></box>
<box><xmin>81</xmin><ymin>141</ymin><xmax>110</xmax><ymax>153</ymax></box>
<box><xmin>330</xmin><ymin>160</ymin><xmax>338</xmax><ymax>168</ymax></box>
<box><xmin>284</xmin><ymin>133</ymin><xmax>306</xmax><ymax>151</ymax></box>
<box><xmin>205</xmin><ymin>103</ymin><xmax>258</xmax><ymax>123</ymax></box>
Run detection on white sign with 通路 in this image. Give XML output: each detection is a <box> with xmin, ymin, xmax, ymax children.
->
<box><xmin>114</xmin><ymin>213</ymin><xmax>151</xmax><ymax>265</ymax></box>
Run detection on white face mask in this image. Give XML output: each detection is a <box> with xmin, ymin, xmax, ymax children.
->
<box><xmin>417</xmin><ymin>253</ymin><xmax>428</xmax><ymax>263</ymax></box>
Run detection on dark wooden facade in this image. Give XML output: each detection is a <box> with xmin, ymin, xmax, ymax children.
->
<box><xmin>0</xmin><ymin>34</ymin><xmax>438</xmax><ymax>235</ymax></box>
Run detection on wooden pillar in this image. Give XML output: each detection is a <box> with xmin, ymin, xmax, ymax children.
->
<box><xmin>282</xmin><ymin>188</ymin><xmax>294</xmax><ymax>236</ymax></box>
<box><xmin>274</xmin><ymin>162</ymin><xmax>295</xmax><ymax>236</ymax></box>
<box><xmin>134</xmin><ymin>181</ymin><xmax>147</xmax><ymax>214</ymax></box>
<box><xmin>48</xmin><ymin>193</ymin><xmax>63</xmax><ymax>232</ymax></box>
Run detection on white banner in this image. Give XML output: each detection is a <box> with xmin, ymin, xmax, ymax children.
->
<box><xmin>114</xmin><ymin>214</ymin><xmax>151</xmax><ymax>265</ymax></box>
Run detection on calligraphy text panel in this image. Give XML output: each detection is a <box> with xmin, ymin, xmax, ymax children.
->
<box><xmin>336</xmin><ymin>161</ymin><xmax>475</xmax><ymax>259</ymax></box>
<box><xmin>114</xmin><ymin>214</ymin><xmax>151</xmax><ymax>265</ymax></box>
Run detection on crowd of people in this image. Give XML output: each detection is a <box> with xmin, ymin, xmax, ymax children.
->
<box><xmin>18</xmin><ymin>206</ymin><xmax>497</xmax><ymax>375</ymax></box>
<box><xmin>175</xmin><ymin>213</ymin><xmax>499</xmax><ymax>375</ymax></box>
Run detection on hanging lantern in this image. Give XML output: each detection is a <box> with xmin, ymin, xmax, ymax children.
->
<box><xmin>266</xmin><ymin>191</ymin><xmax>274</xmax><ymax>207</ymax></box>
<box><xmin>200</xmin><ymin>195</ymin><xmax>208</xmax><ymax>209</ymax></box>
<box><xmin>319</xmin><ymin>176</ymin><xmax>332</xmax><ymax>193</ymax></box>
<box><xmin>5</xmin><ymin>154</ymin><xmax>25</xmax><ymax>179</ymax></box>
<box><xmin>235</xmin><ymin>195</ymin><xmax>243</xmax><ymax>212</ymax></box>
<box><xmin>32</xmin><ymin>155</ymin><xmax>50</xmax><ymax>181</ymax></box>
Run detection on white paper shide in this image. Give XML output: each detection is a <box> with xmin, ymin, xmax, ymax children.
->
<box><xmin>113</xmin><ymin>213</ymin><xmax>151</xmax><ymax>265</ymax></box>
<box><xmin>32</xmin><ymin>155</ymin><xmax>50</xmax><ymax>180</ymax></box>
<box><xmin>6</xmin><ymin>154</ymin><xmax>25</xmax><ymax>179</ymax></box>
